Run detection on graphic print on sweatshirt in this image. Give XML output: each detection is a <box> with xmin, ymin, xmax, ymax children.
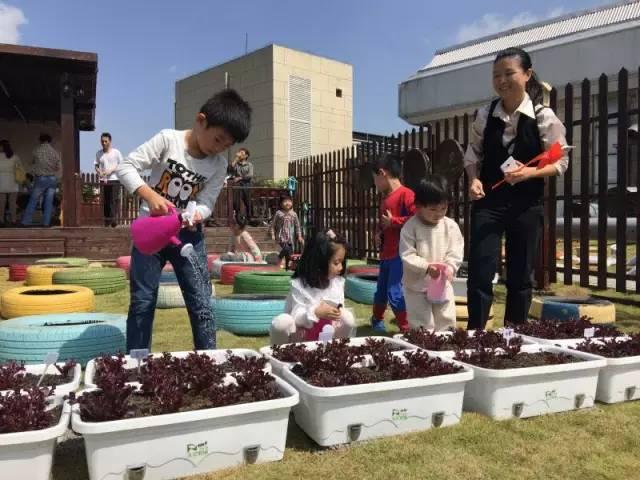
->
<box><xmin>153</xmin><ymin>159</ymin><xmax>207</xmax><ymax>209</ymax></box>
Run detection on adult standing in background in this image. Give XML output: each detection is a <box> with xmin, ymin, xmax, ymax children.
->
<box><xmin>0</xmin><ymin>139</ymin><xmax>23</xmax><ymax>226</ymax></box>
<box><xmin>230</xmin><ymin>147</ymin><xmax>253</xmax><ymax>218</ymax></box>
<box><xmin>21</xmin><ymin>133</ymin><xmax>60</xmax><ymax>227</ymax></box>
<box><xmin>95</xmin><ymin>132</ymin><xmax>123</xmax><ymax>227</ymax></box>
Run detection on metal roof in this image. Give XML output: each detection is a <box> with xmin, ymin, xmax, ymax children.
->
<box><xmin>420</xmin><ymin>1</ymin><xmax>640</xmax><ymax>73</ymax></box>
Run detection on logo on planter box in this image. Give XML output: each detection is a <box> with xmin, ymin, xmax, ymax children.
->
<box><xmin>545</xmin><ymin>389</ymin><xmax>558</xmax><ymax>400</ymax></box>
<box><xmin>392</xmin><ymin>408</ymin><xmax>408</xmax><ymax>421</ymax></box>
<box><xmin>187</xmin><ymin>441</ymin><xmax>208</xmax><ymax>458</ymax></box>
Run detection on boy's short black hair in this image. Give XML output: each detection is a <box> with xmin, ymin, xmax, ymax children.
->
<box><xmin>238</xmin><ymin>147</ymin><xmax>250</xmax><ymax>158</ymax></box>
<box><xmin>372</xmin><ymin>152</ymin><xmax>402</xmax><ymax>178</ymax></box>
<box><xmin>414</xmin><ymin>175</ymin><xmax>450</xmax><ymax>206</ymax></box>
<box><xmin>199</xmin><ymin>89</ymin><xmax>252</xmax><ymax>143</ymax></box>
<box><xmin>101</xmin><ymin>132</ymin><xmax>112</xmax><ymax>140</ymax></box>
<box><xmin>293</xmin><ymin>230</ymin><xmax>348</xmax><ymax>289</ymax></box>
<box><xmin>39</xmin><ymin>133</ymin><xmax>52</xmax><ymax>143</ymax></box>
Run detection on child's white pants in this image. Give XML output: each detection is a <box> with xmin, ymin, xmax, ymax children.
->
<box><xmin>404</xmin><ymin>289</ymin><xmax>456</xmax><ymax>331</ymax></box>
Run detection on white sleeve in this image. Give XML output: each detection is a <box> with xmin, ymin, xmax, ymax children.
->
<box><xmin>289</xmin><ymin>280</ymin><xmax>319</xmax><ymax>328</ymax></box>
<box><xmin>444</xmin><ymin>220</ymin><xmax>464</xmax><ymax>275</ymax></box>
<box><xmin>116</xmin><ymin>131</ymin><xmax>168</xmax><ymax>194</ymax></box>
<box><xmin>400</xmin><ymin>220</ymin><xmax>429</xmax><ymax>274</ymax></box>
<box><xmin>194</xmin><ymin>157</ymin><xmax>227</xmax><ymax>220</ymax></box>
<box><xmin>463</xmin><ymin>105</ymin><xmax>489</xmax><ymax>169</ymax></box>
<box><xmin>537</xmin><ymin>107</ymin><xmax>569</xmax><ymax>175</ymax></box>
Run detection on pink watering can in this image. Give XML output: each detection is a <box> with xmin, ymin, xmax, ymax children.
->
<box><xmin>424</xmin><ymin>263</ymin><xmax>449</xmax><ymax>304</ymax></box>
<box><xmin>131</xmin><ymin>202</ymin><xmax>196</xmax><ymax>257</ymax></box>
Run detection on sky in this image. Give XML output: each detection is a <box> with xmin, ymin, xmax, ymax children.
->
<box><xmin>1</xmin><ymin>0</ymin><xmax>613</xmax><ymax>173</ymax></box>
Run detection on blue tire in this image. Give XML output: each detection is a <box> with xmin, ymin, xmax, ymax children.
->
<box><xmin>345</xmin><ymin>274</ymin><xmax>378</xmax><ymax>305</ymax></box>
<box><xmin>0</xmin><ymin>313</ymin><xmax>126</xmax><ymax>365</ymax></box>
<box><xmin>213</xmin><ymin>294</ymin><xmax>286</xmax><ymax>336</ymax></box>
<box><xmin>159</xmin><ymin>271</ymin><xmax>178</xmax><ymax>283</ymax></box>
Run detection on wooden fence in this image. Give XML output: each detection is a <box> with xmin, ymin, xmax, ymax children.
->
<box><xmin>289</xmin><ymin>67</ymin><xmax>640</xmax><ymax>293</ymax></box>
<box><xmin>78</xmin><ymin>173</ymin><xmax>287</xmax><ymax>227</ymax></box>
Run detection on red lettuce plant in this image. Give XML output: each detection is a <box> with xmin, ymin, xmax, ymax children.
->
<box><xmin>403</xmin><ymin>328</ymin><xmax>522</xmax><ymax>351</ymax></box>
<box><xmin>0</xmin><ymin>387</ymin><xmax>57</xmax><ymax>433</ymax></box>
<box><xmin>454</xmin><ymin>342</ymin><xmax>578</xmax><ymax>369</ymax></box>
<box><xmin>514</xmin><ymin>317</ymin><xmax>622</xmax><ymax>339</ymax></box>
<box><xmin>0</xmin><ymin>361</ymin><xmax>26</xmax><ymax>390</ymax></box>
<box><xmin>572</xmin><ymin>334</ymin><xmax>640</xmax><ymax>358</ymax></box>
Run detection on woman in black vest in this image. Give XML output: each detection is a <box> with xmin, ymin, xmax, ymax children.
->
<box><xmin>465</xmin><ymin>47</ymin><xmax>569</xmax><ymax>329</ymax></box>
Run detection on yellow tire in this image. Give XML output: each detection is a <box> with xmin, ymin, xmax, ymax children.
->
<box><xmin>455</xmin><ymin>296</ymin><xmax>495</xmax><ymax>330</ymax></box>
<box><xmin>1</xmin><ymin>285</ymin><xmax>95</xmax><ymax>319</ymax></box>
<box><xmin>25</xmin><ymin>266</ymin><xmax>69</xmax><ymax>286</ymax></box>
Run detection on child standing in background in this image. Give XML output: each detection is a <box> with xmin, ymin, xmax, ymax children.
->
<box><xmin>270</xmin><ymin>194</ymin><xmax>304</xmax><ymax>270</ymax></box>
<box><xmin>400</xmin><ymin>176</ymin><xmax>464</xmax><ymax>331</ymax></box>
<box><xmin>370</xmin><ymin>152</ymin><xmax>415</xmax><ymax>333</ymax></box>
<box><xmin>221</xmin><ymin>214</ymin><xmax>263</xmax><ymax>262</ymax></box>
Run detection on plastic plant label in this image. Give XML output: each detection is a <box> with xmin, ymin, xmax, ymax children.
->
<box><xmin>583</xmin><ymin>327</ymin><xmax>595</xmax><ymax>339</ymax></box>
<box><xmin>43</xmin><ymin>352</ymin><xmax>59</xmax><ymax>366</ymax></box>
<box><xmin>130</xmin><ymin>349</ymin><xmax>149</xmax><ymax>374</ymax></box>
<box><xmin>502</xmin><ymin>327</ymin><xmax>514</xmax><ymax>345</ymax></box>
<box><xmin>37</xmin><ymin>352</ymin><xmax>60</xmax><ymax>387</ymax></box>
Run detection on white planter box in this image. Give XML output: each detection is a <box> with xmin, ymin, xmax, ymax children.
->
<box><xmin>84</xmin><ymin>349</ymin><xmax>266</xmax><ymax>389</ymax></box>
<box><xmin>553</xmin><ymin>338</ymin><xmax>640</xmax><ymax>404</ymax></box>
<box><xmin>1</xmin><ymin>362</ymin><xmax>81</xmax><ymax>398</ymax></box>
<box><xmin>518</xmin><ymin>334</ymin><xmax>628</xmax><ymax>348</ymax></box>
<box><xmin>454</xmin><ymin>345</ymin><xmax>606</xmax><ymax>420</ymax></box>
<box><xmin>71</xmin><ymin>376</ymin><xmax>298</xmax><ymax>480</ymax></box>
<box><xmin>0</xmin><ymin>402</ymin><xmax>70</xmax><ymax>480</ymax></box>
<box><xmin>280</xmin><ymin>357</ymin><xmax>473</xmax><ymax>447</ymax></box>
<box><xmin>393</xmin><ymin>331</ymin><xmax>539</xmax><ymax>359</ymax></box>
<box><xmin>260</xmin><ymin>336</ymin><xmax>416</xmax><ymax>377</ymax></box>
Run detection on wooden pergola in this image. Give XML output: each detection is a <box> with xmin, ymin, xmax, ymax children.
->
<box><xmin>0</xmin><ymin>43</ymin><xmax>98</xmax><ymax>227</ymax></box>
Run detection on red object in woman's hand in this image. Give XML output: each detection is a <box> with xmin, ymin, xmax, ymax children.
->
<box><xmin>491</xmin><ymin>142</ymin><xmax>567</xmax><ymax>190</ymax></box>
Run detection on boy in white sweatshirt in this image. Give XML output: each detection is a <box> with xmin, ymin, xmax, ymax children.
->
<box><xmin>117</xmin><ymin>89</ymin><xmax>251</xmax><ymax>351</ymax></box>
<box><xmin>399</xmin><ymin>176</ymin><xmax>464</xmax><ymax>331</ymax></box>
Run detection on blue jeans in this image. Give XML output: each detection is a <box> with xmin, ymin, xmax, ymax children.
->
<box><xmin>21</xmin><ymin>175</ymin><xmax>57</xmax><ymax>226</ymax></box>
<box><xmin>126</xmin><ymin>226</ymin><xmax>215</xmax><ymax>351</ymax></box>
<box><xmin>373</xmin><ymin>256</ymin><xmax>407</xmax><ymax>314</ymax></box>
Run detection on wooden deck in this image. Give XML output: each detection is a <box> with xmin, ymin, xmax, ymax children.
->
<box><xmin>0</xmin><ymin>226</ymin><xmax>276</xmax><ymax>265</ymax></box>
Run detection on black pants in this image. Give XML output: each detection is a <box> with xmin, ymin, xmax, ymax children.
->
<box><xmin>233</xmin><ymin>185</ymin><xmax>252</xmax><ymax>217</ymax></box>
<box><xmin>102</xmin><ymin>182</ymin><xmax>118</xmax><ymax>226</ymax></box>
<box><xmin>467</xmin><ymin>202</ymin><xmax>543</xmax><ymax>329</ymax></box>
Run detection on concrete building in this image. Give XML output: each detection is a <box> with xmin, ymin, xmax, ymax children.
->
<box><xmin>175</xmin><ymin>44</ymin><xmax>353</xmax><ymax>180</ymax></box>
<box><xmin>399</xmin><ymin>1</ymin><xmax>640</xmax><ymax>193</ymax></box>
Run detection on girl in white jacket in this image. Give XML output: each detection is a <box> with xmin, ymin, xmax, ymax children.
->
<box><xmin>270</xmin><ymin>230</ymin><xmax>356</xmax><ymax>344</ymax></box>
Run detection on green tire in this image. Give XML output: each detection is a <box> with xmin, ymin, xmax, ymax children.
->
<box><xmin>53</xmin><ymin>267</ymin><xmax>128</xmax><ymax>295</ymax></box>
<box><xmin>35</xmin><ymin>257</ymin><xmax>89</xmax><ymax>267</ymax></box>
<box><xmin>233</xmin><ymin>271</ymin><xmax>293</xmax><ymax>294</ymax></box>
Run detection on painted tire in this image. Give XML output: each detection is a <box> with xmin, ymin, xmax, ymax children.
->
<box><xmin>220</xmin><ymin>263</ymin><xmax>279</xmax><ymax>285</ymax></box>
<box><xmin>156</xmin><ymin>283</ymin><xmax>186</xmax><ymax>309</ymax></box>
<box><xmin>1</xmin><ymin>285</ymin><xmax>95</xmax><ymax>319</ymax></box>
<box><xmin>529</xmin><ymin>296</ymin><xmax>616</xmax><ymax>324</ymax></box>
<box><xmin>233</xmin><ymin>271</ymin><xmax>293</xmax><ymax>294</ymax></box>
<box><xmin>35</xmin><ymin>257</ymin><xmax>89</xmax><ymax>267</ymax></box>
<box><xmin>25</xmin><ymin>265</ymin><xmax>69</xmax><ymax>286</ymax></box>
<box><xmin>454</xmin><ymin>296</ymin><xmax>494</xmax><ymax>329</ymax></box>
<box><xmin>211</xmin><ymin>259</ymin><xmax>229</xmax><ymax>279</ymax></box>
<box><xmin>347</xmin><ymin>265</ymin><xmax>379</xmax><ymax>275</ymax></box>
<box><xmin>116</xmin><ymin>256</ymin><xmax>175</xmax><ymax>278</ymax></box>
<box><xmin>207</xmin><ymin>254</ymin><xmax>220</xmax><ymax>271</ymax></box>
<box><xmin>53</xmin><ymin>268</ymin><xmax>127</xmax><ymax>295</ymax></box>
<box><xmin>345</xmin><ymin>274</ymin><xmax>378</xmax><ymax>305</ymax></box>
<box><xmin>159</xmin><ymin>270</ymin><xmax>178</xmax><ymax>284</ymax></box>
<box><xmin>213</xmin><ymin>294</ymin><xmax>286</xmax><ymax>335</ymax></box>
<box><xmin>88</xmin><ymin>262</ymin><xmax>103</xmax><ymax>268</ymax></box>
<box><xmin>8</xmin><ymin>264</ymin><xmax>28</xmax><ymax>282</ymax></box>
<box><xmin>0</xmin><ymin>313</ymin><xmax>126</xmax><ymax>365</ymax></box>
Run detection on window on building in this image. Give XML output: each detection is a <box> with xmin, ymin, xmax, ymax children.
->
<box><xmin>289</xmin><ymin>75</ymin><xmax>312</xmax><ymax>162</ymax></box>
<box><xmin>336</xmin><ymin>88</ymin><xmax>342</xmax><ymax>98</ymax></box>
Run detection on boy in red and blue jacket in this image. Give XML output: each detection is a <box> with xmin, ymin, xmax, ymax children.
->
<box><xmin>370</xmin><ymin>152</ymin><xmax>415</xmax><ymax>333</ymax></box>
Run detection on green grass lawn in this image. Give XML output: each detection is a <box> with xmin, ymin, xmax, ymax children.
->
<box><xmin>1</xmin><ymin>268</ymin><xmax>639</xmax><ymax>480</ymax></box>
